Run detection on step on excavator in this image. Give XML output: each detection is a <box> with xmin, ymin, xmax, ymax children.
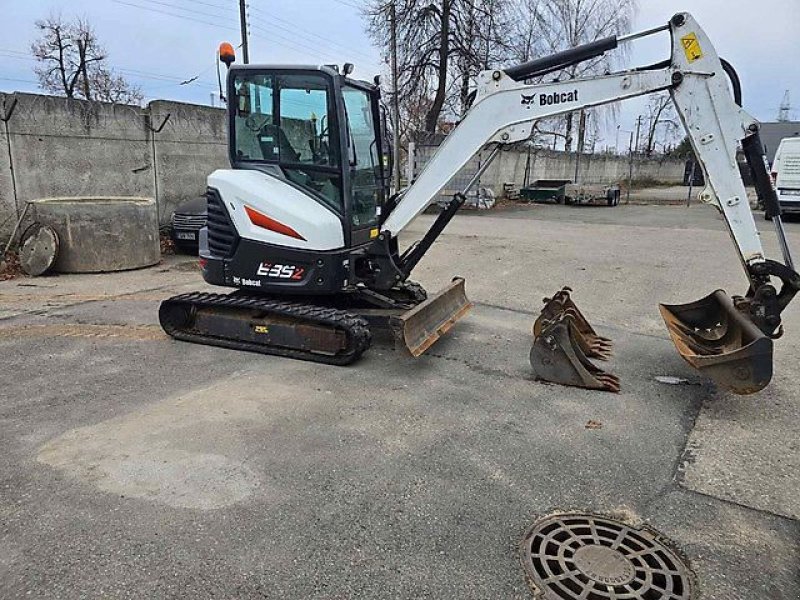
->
<box><xmin>160</xmin><ymin>12</ymin><xmax>799</xmax><ymax>394</ymax></box>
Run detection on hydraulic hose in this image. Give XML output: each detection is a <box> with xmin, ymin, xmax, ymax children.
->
<box><xmin>720</xmin><ymin>58</ymin><xmax>742</xmax><ymax>107</ymax></box>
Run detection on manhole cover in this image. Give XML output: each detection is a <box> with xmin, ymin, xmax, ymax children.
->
<box><xmin>19</xmin><ymin>223</ymin><xmax>59</xmax><ymax>276</ymax></box>
<box><xmin>521</xmin><ymin>513</ymin><xmax>693</xmax><ymax>599</ymax></box>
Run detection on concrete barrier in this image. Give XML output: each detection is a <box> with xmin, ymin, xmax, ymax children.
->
<box><xmin>0</xmin><ymin>92</ymin><xmax>226</xmax><ymax>239</ymax></box>
<box><xmin>30</xmin><ymin>197</ymin><xmax>159</xmax><ymax>272</ymax></box>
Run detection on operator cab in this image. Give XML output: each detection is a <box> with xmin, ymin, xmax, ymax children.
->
<box><xmin>227</xmin><ymin>64</ymin><xmax>390</xmax><ymax>246</ymax></box>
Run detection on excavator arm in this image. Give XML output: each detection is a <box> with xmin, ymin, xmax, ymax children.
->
<box><xmin>372</xmin><ymin>12</ymin><xmax>799</xmax><ymax>393</ymax></box>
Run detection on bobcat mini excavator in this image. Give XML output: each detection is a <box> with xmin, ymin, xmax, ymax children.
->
<box><xmin>160</xmin><ymin>13</ymin><xmax>799</xmax><ymax>394</ymax></box>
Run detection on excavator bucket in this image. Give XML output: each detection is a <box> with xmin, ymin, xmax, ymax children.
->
<box><xmin>659</xmin><ymin>290</ymin><xmax>773</xmax><ymax>394</ymax></box>
<box><xmin>533</xmin><ymin>287</ymin><xmax>613</xmax><ymax>360</ymax></box>
<box><xmin>530</xmin><ymin>315</ymin><xmax>621</xmax><ymax>392</ymax></box>
<box><xmin>392</xmin><ymin>277</ymin><xmax>473</xmax><ymax>357</ymax></box>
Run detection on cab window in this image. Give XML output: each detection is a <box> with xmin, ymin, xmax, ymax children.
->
<box><xmin>343</xmin><ymin>86</ymin><xmax>382</xmax><ymax>228</ymax></box>
<box><xmin>232</xmin><ymin>72</ymin><xmax>342</xmax><ymax>211</ymax></box>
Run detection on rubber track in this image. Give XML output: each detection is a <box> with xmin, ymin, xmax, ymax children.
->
<box><xmin>159</xmin><ymin>292</ymin><xmax>371</xmax><ymax>366</ymax></box>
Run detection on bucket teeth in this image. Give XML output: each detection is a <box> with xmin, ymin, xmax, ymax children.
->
<box><xmin>531</xmin><ymin>289</ymin><xmax>619</xmax><ymax>392</ymax></box>
<box><xmin>533</xmin><ymin>287</ymin><xmax>613</xmax><ymax>360</ymax></box>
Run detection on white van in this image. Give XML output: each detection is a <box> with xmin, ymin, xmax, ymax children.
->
<box><xmin>772</xmin><ymin>137</ymin><xmax>800</xmax><ymax>214</ymax></box>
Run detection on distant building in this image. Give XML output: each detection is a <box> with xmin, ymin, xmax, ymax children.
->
<box><xmin>759</xmin><ymin>121</ymin><xmax>800</xmax><ymax>163</ymax></box>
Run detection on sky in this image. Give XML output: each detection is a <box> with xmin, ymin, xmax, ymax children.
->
<box><xmin>1</xmin><ymin>0</ymin><xmax>798</xmax><ymax>148</ymax></box>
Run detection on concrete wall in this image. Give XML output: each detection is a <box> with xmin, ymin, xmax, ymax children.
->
<box><xmin>0</xmin><ymin>92</ymin><xmax>227</xmax><ymax>238</ymax></box>
<box><xmin>4</xmin><ymin>93</ymin><xmax>153</xmax><ymax>209</ymax></box>
<box><xmin>486</xmin><ymin>149</ymin><xmax>685</xmax><ymax>187</ymax></box>
<box><xmin>412</xmin><ymin>143</ymin><xmax>686</xmax><ymax>198</ymax></box>
<box><xmin>148</xmin><ymin>100</ymin><xmax>227</xmax><ymax>221</ymax></box>
<box><xmin>0</xmin><ymin>90</ymin><xmax>689</xmax><ymax>239</ymax></box>
<box><xmin>0</xmin><ymin>96</ymin><xmax>16</xmax><ymax>235</ymax></box>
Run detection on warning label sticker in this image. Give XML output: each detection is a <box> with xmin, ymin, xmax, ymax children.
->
<box><xmin>681</xmin><ymin>32</ymin><xmax>703</xmax><ymax>62</ymax></box>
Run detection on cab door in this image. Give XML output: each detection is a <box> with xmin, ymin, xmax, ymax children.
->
<box><xmin>342</xmin><ymin>85</ymin><xmax>386</xmax><ymax>245</ymax></box>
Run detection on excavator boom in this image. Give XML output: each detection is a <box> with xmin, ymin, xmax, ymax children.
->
<box><xmin>373</xmin><ymin>12</ymin><xmax>798</xmax><ymax>393</ymax></box>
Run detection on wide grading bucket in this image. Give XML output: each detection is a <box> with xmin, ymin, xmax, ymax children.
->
<box><xmin>391</xmin><ymin>277</ymin><xmax>473</xmax><ymax>356</ymax></box>
<box><xmin>659</xmin><ymin>290</ymin><xmax>773</xmax><ymax>395</ymax></box>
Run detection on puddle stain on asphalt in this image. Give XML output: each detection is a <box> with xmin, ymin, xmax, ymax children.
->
<box><xmin>34</xmin><ymin>379</ymin><xmax>299</xmax><ymax>510</ymax></box>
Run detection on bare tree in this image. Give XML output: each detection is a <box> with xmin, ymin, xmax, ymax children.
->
<box><xmin>506</xmin><ymin>0</ymin><xmax>547</xmax><ymax>63</ymax></box>
<box><xmin>31</xmin><ymin>14</ymin><xmax>143</xmax><ymax>105</ymax></box>
<box><xmin>508</xmin><ymin>0</ymin><xmax>637</xmax><ymax>150</ymax></box>
<box><xmin>450</xmin><ymin>0</ymin><xmax>511</xmax><ymax>115</ymax></box>
<box><xmin>643</xmin><ymin>93</ymin><xmax>679</xmax><ymax>156</ymax></box>
<box><xmin>365</xmin><ymin>1</ymin><xmax>508</xmax><ymax>134</ymax></box>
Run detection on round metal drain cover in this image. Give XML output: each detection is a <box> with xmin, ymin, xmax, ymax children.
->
<box><xmin>521</xmin><ymin>513</ymin><xmax>693</xmax><ymax>599</ymax></box>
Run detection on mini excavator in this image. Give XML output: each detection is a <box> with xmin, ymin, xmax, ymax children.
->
<box><xmin>160</xmin><ymin>13</ymin><xmax>799</xmax><ymax>394</ymax></box>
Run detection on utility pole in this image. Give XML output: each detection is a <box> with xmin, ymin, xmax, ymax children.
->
<box><xmin>574</xmin><ymin>109</ymin><xmax>586</xmax><ymax>184</ymax></box>
<box><xmin>389</xmin><ymin>1</ymin><xmax>401</xmax><ymax>192</ymax></box>
<box><xmin>626</xmin><ymin>131</ymin><xmax>634</xmax><ymax>204</ymax></box>
<box><xmin>634</xmin><ymin>115</ymin><xmax>642</xmax><ymax>155</ymax></box>
<box><xmin>239</xmin><ymin>0</ymin><xmax>250</xmax><ymax>64</ymax></box>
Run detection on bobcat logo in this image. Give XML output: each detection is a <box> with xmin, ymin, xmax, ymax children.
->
<box><xmin>521</xmin><ymin>94</ymin><xmax>536</xmax><ymax>105</ymax></box>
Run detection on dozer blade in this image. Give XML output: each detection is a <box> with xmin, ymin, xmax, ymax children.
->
<box><xmin>392</xmin><ymin>277</ymin><xmax>473</xmax><ymax>357</ymax></box>
<box><xmin>659</xmin><ymin>290</ymin><xmax>773</xmax><ymax>395</ymax></box>
<box><xmin>533</xmin><ymin>287</ymin><xmax>613</xmax><ymax>360</ymax></box>
<box><xmin>530</xmin><ymin>315</ymin><xmax>620</xmax><ymax>392</ymax></box>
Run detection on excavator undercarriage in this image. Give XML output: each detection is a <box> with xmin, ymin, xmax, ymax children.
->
<box><xmin>160</xmin><ymin>278</ymin><xmax>472</xmax><ymax>365</ymax></box>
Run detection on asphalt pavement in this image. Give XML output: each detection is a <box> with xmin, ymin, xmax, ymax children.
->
<box><xmin>1</xmin><ymin>203</ymin><xmax>798</xmax><ymax>598</ymax></box>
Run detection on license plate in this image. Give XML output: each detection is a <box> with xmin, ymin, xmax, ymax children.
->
<box><xmin>176</xmin><ymin>232</ymin><xmax>196</xmax><ymax>241</ymax></box>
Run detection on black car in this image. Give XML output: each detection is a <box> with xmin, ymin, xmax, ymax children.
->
<box><xmin>170</xmin><ymin>196</ymin><xmax>207</xmax><ymax>253</ymax></box>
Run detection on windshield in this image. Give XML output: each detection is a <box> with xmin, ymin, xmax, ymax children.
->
<box><xmin>231</xmin><ymin>72</ymin><xmax>342</xmax><ymax>210</ymax></box>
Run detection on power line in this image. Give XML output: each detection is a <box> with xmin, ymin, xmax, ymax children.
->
<box><xmin>112</xmin><ymin>0</ymin><xmax>375</xmax><ymax>70</ymax></box>
<box><xmin>172</xmin><ymin>0</ymin><xmax>234</xmax><ymax>13</ymax></box>
<box><xmin>111</xmin><ymin>0</ymin><xmax>240</xmax><ymax>32</ymax></box>
<box><xmin>142</xmin><ymin>0</ymin><xmax>381</xmax><ymax>70</ymax></box>
<box><xmin>247</xmin><ymin>23</ymin><xmax>331</xmax><ymax>61</ymax></box>
<box><xmin>329</xmin><ymin>0</ymin><xmax>363</xmax><ymax>10</ymax></box>
<box><xmin>248</xmin><ymin>4</ymin><xmax>378</xmax><ymax>64</ymax></box>
<box><xmin>0</xmin><ymin>46</ymin><xmax>217</xmax><ymax>91</ymax></box>
<box><xmin>129</xmin><ymin>0</ymin><xmax>378</xmax><ymax>68</ymax></box>
<box><xmin>0</xmin><ymin>76</ymin><xmax>39</xmax><ymax>85</ymax></box>
<box><xmin>126</xmin><ymin>0</ymin><xmax>235</xmax><ymax>22</ymax></box>
<box><xmin>0</xmin><ymin>49</ymin><xmax>34</xmax><ymax>60</ymax></box>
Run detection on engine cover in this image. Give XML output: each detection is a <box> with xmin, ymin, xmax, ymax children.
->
<box><xmin>208</xmin><ymin>168</ymin><xmax>345</xmax><ymax>251</ymax></box>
